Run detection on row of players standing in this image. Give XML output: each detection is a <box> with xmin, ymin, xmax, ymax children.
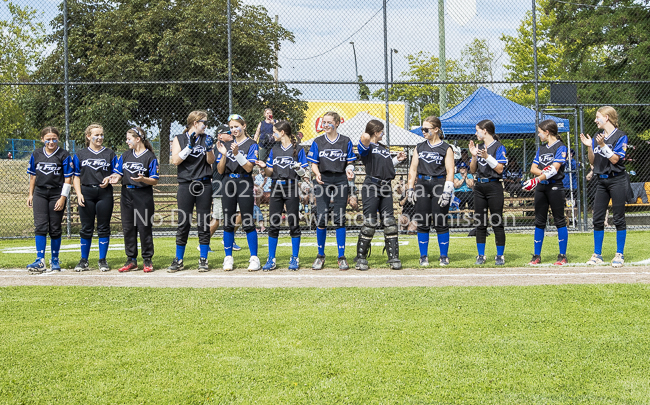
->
<box><xmin>25</xmin><ymin>106</ymin><xmax>629</xmax><ymax>272</ymax></box>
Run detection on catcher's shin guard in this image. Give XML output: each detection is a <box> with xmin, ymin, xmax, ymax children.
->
<box><xmin>383</xmin><ymin>217</ymin><xmax>402</xmax><ymax>270</ymax></box>
<box><xmin>355</xmin><ymin>219</ymin><xmax>376</xmax><ymax>270</ymax></box>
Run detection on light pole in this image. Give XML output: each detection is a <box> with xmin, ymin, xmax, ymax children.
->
<box><xmin>390</xmin><ymin>48</ymin><xmax>398</xmax><ymax>95</ymax></box>
<box><xmin>438</xmin><ymin>0</ymin><xmax>447</xmax><ymax>115</ymax></box>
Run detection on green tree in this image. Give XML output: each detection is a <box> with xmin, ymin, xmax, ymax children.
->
<box><xmin>25</xmin><ymin>0</ymin><xmax>307</xmax><ymax>163</ymax></box>
<box><xmin>500</xmin><ymin>0</ymin><xmax>568</xmax><ymax>107</ymax></box>
<box><xmin>372</xmin><ymin>52</ymin><xmax>468</xmax><ymax>126</ymax></box>
<box><xmin>0</xmin><ymin>2</ymin><xmax>45</xmax><ymax>145</ymax></box>
<box><xmin>461</xmin><ymin>38</ymin><xmax>496</xmax><ymax>94</ymax></box>
<box><xmin>358</xmin><ymin>75</ymin><xmax>371</xmax><ymax>101</ymax></box>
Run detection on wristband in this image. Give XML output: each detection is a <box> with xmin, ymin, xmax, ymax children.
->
<box><xmin>178</xmin><ymin>146</ymin><xmax>192</xmax><ymax>160</ymax></box>
<box><xmin>485</xmin><ymin>155</ymin><xmax>498</xmax><ymax>169</ymax></box>
<box><xmin>61</xmin><ymin>183</ymin><xmax>71</xmax><ymax>198</ymax></box>
<box><xmin>392</xmin><ymin>157</ymin><xmax>400</xmax><ymax>166</ymax></box>
<box><xmin>235</xmin><ymin>152</ymin><xmax>249</xmax><ymax>166</ymax></box>
<box><xmin>295</xmin><ymin>167</ymin><xmax>306</xmax><ymax>177</ymax></box>
<box><xmin>600</xmin><ymin>144</ymin><xmax>614</xmax><ymax>159</ymax></box>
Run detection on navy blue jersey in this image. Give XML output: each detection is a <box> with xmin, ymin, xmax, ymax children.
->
<box><xmin>115</xmin><ymin>149</ymin><xmax>159</xmax><ymax>188</ymax></box>
<box><xmin>358</xmin><ymin>141</ymin><xmax>395</xmax><ymax>180</ymax></box>
<box><xmin>266</xmin><ymin>143</ymin><xmax>308</xmax><ymax>180</ymax></box>
<box><xmin>416</xmin><ymin>140</ymin><xmax>451</xmax><ymax>177</ymax></box>
<box><xmin>533</xmin><ymin>140</ymin><xmax>567</xmax><ymax>181</ymax></box>
<box><xmin>592</xmin><ymin>129</ymin><xmax>627</xmax><ymax>175</ymax></box>
<box><xmin>306</xmin><ymin>133</ymin><xmax>356</xmax><ymax>174</ymax></box>
<box><xmin>27</xmin><ymin>147</ymin><xmax>74</xmax><ymax>189</ymax></box>
<box><xmin>216</xmin><ymin>138</ymin><xmax>259</xmax><ymax>175</ymax></box>
<box><xmin>73</xmin><ymin>147</ymin><xmax>118</xmax><ymax>185</ymax></box>
<box><xmin>175</xmin><ymin>132</ymin><xmax>213</xmax><ymax>182</ymax></box>
<box><xmin>474</xmin><ymin>140</ymin><xmax>508</xmax><ymax>179</ymax></box>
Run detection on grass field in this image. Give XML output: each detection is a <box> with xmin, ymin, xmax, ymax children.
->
<box><xmin>0</xmin><ymin>231</ymin><xmax>649</xmax><ymax>270</ymax></box>
<box><xmin>1</xmin><ymin>285</ymin><xmax>649</xmax><ymax>403</ymax></box>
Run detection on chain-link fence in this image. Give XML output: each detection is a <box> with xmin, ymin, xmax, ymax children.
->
<box><xmin>2</xmin><ymin>0</ymin><xmax>650</xmax><ymax>238</ymax></box>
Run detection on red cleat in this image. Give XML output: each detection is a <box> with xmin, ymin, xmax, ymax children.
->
<box><xmin>143</xmin><ymin>259</ymin><xmax>154</xmax><ymax>273</ymax></box>
<box><xmin>528</xmin><ymin>255</ymin><xmax>541</xmax><ymax>265</ymax></box>
<box><xmin>118</xmin><ymin>260</ymin><xmax>137</xmax><ymax>273</ymax></box>
<box><xmin>554</xmin><ymin>254</ymin><xmax>568</xmax><ymax>266</ymax></box>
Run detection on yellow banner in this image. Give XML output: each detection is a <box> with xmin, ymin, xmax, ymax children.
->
<box><xmin>298</xmin><ymin>100</ymin><xmax>406</xmax><ymax>141</ymax></box>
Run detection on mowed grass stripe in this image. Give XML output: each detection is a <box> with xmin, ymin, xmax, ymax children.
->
<box><xmin>1</xmin><ymin>285</ymin><xmax>649</xmax><ymax>404</ymax></box>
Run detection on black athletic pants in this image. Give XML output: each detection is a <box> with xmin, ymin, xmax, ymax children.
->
<box><xmin>268</xmin><ymin>181</ymin><xmax>301</xmax><ymax>238</ymax></box>
<box><xmin>361</xmin><ymin>178</ymin><xmax>395</xmax><ymax>225</ymax></box>
<box><xmin>79</xmin><ymin>185</ymin><xmax>113</xmax><ymax>239</ymax></box>
<box><xmin>534</xmin><ymin>183</ymin><xmax>566</xmax><ymax>229</ymax></box>
<box><xmin>175</xmin><ymin>180</ymin><xmax>212</xmax><ymax>246</ymax></box>
<box><xmin>222</xmin><ymin>176</ymin><xmax>256</xmax><ymax>233</ymax></box>
<box><xmin>473</xmin><ymin>181</ymin><xmax>505</xmax><ymax>246</ymax></box>
<box><xmin>314</xmin><ymin>172</ymin><xmax>349</xmax><ymax>229</ymax></box>
<box><xmin>414</xmin><ymin>177</ymin><xmax>449</xmax><ymax>234</ymax></box>
<box><xmin>33</xmin><ymin>186</ymin><xmax>64</xmax><ymax>239</ymax></box>
<box><xmin>121</xmin><ymin>186</ymin><xmax>154</xmax><ymax>259</ymax></box>
<box><xmin>593</xmin><ymin>174</ymin><xmax>627</xmax><ymax>231</ymax></box>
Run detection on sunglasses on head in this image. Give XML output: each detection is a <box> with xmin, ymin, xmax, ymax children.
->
<box><xmin>228</xmin><ymin>114</ymin><xmax>244</xmax><ymax>121</ymax></box>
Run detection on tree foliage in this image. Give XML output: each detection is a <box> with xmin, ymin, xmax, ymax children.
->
<box><xmin>0</xmin><ymin>2</ymin><xmax>45</xmax><ymax>144</ymax></box>
<box><xmin>24</xmin><ymin>0</ymin><xmax>307</xmax><ymax>163</ymax></box>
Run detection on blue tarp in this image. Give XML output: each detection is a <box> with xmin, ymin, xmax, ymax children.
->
<box><xmin>411</xmin><ymin>87</ymin><xmax>570</xmax><ymax>139</ymax></box>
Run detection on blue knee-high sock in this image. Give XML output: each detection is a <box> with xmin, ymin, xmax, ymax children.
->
<box><xmin>477</xmin><ymin>243</ymin><xmax>486</xmax><ymax>256</ymax></box>
<box><xmin>438</xmin><ymin>232</ymin><xmax>450</xmax><ymax>257</ymax></box>
<box><xmin>223</xmin><ymin>231</ymin><xmax>234</xmax><ymax>257</ymax></box>
<box><xmin>291</xmin><ymin>237</ymin><xmax>300</xmax><ymax>257</ymax></box>
<box><xmin>336</xmin><ymin>227</ymin><xmax>346</xmax><ymax>258</ymax></box>
<box><xmin>176</xmin><ymin>245</ymin><xmax>186</xmax><ymax>261</ymax></box>
<box><xmin>80</xmin><ymin>238</ymin><xmax>92</xmax><ymax>260</ymax></box>
<box><xmin>496</xmin><ymin>245</ymin><xmax>504</xmax><ymax>256</ymax></box>
<box><xmin>247</xmin><ymin>230</ymin><xmax>258</xmax><ymax>256</ymax></box>
<box><xmin>35</xmin><ymin>235</ymin><xmax>46</xmax><ymax>259</ymax></box>
<box><xmin>317</xmin><ymin>228</ymin><xmax>326</xmax><ymax>256</ymax></box>
<box><xmin>199</xmin><ymin>244</ymin><xmax>209</xmax><ymax>259</ymax></box>
<box><xmin>534</xmin><ymin>227</ymin><xmax>545</xmax><ymax>256</ymax></box>
<box><xmin>594</xmin><ymin>230</ymin><xmax>604</xmax><ymax>255</ymax></box>
<box><xmin>268</xmin><ymin>236</ymin><xmax>278</xmax><ymax>259</ymax></box>
<box><xmin>557</xmin><ymin>227</ymin><xmax>568</xmax><ymax>255</ymax></box>
<box><xmin>616</xmin><ymin>230</ymin><xmax>626</xmax><ymax>255</ymax></box>
<box><xmin>51</xmin><ymin>238</ymin><xmax>61</xmax><ymax>259</ymax></box>
<box><xmin>98</xmin><ymin>237</ymin><xmax>109</xmax><ymax>260</ymax></box>
<box><xmin>417</xmin><ymin>232</ymin><xmax>429</xmax><ymax>257</ymax></box>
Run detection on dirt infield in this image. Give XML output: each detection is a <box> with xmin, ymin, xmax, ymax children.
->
<box><xmin>2</xmin><ymin>265</ymin><xmax>650</xmax><ymax>288</ymax></box>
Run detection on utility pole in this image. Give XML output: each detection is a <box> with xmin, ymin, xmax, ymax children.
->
<box><xmin>438</xmin><ymin>0</ymin><xmax>447</xmax><ymax>115</ymax></box>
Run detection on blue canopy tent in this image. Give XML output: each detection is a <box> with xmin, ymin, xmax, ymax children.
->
<box><xmin>411</xmin><ymin>86</ymin><xmax>570</xmax><ymax>139</ymax></box>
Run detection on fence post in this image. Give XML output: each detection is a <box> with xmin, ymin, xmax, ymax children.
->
<box><xmin>227</xmin><ymin>0</ymin><xmax>233</xmax><ymax>115</ymax></box>
<box><xmin>532</xmin><ymin>0</ymin><xmax>540</xmax><ymax>150</ymax></box>
<box><xmin>579</xmin><ymin>106</ymin><xmax>588</xmax><ymax>231</ymax></box>
<box><xmin>64</xmin><ymin>0</ymin><xmax>71</xmax><ymax>238</ymax></box>
<box><xmin>383</xmin><ymin>0</ymin><xmax>390</xmax><ymax>146</ymax></box>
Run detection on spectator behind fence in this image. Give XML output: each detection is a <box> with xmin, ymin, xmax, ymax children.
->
<box><xmin>503</xmin><ymin>160</ymin><xmax>523</xmax><ymax>198</ymax></box>
<box><xmin>253</xmin><ymin>108</ymin><xmax>277</xmax><ymax>162</ymax></box>
<box><xmin>453</xmin><ymin>161</ymin><xmax>474</xmax><ymax>210</ymax></box>
<box><xmin>254</xmin><ymin>168</ymin><xmax>271</xmax><ymax>204</ymax></box>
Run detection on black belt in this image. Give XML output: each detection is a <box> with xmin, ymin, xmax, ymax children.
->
<box><xmin>418</xmin><ymin>174</ymin><xmax>444</xmax><ymax>180</ymax></box>
<box><xmin>125</xmin><ymin>184</ymin><xmax>148</xmax><ymax>189</ymax></box>
<box><xmin>476</xmin><ymin>178</ymin><xmax>500</xmax><ymax>183</ymax></box>
<box><xmin>368</xmin><ymin>176</ymin><xmax>392</xmax><ymax>185</ymax></box>
<box><xmin>82</xmin><ymin>184</ymin><xmax>101</xmax><ymax>188</ymax></box>
<box><xmin>194</xmin><ymin>176</ymin><xmax>211</xmax><ymax>182</ymax></box>
<box><xmin>598</xmin><ymin>172</ymin><xmax>624</xmax><ymax>179</ymax></box>
<box><xmin>228</xmin><ymin>173</ymin><xmax>251</xmax><ymax>178</ymax></box>
<box><xmin>539</xmin><ymin>180</ymin><xmax>557</xmax><ymax>185</ymax></box>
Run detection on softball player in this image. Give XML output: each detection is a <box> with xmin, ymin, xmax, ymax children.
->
<box><xmin>72</xmin><ymin>123</ymin><xmax>119</xmax><ymax>272</ymax></box>
<box><xmin>306</xmin><ymin>111</ymin><xmax>357</xmax><ymax>270</ymax></box>
<box><xmin>469</xmin><ymin>119</ymin><xmax>508</xmax><ymax>265</ymax></box>
<box><xmin>26</xmin><ymin>127</ymin><xmax>73</xmax><ymax>273</ymax></box>
<box><xmin>113</xmin><ymin>127</ymin><xmax>159</xmax><ymax>273</ymax></box>
<box><xmin>256</xmin><ymin>120</ymin><xmax>307</xmax><ymax>271</ymax></box>
<box><xmin>215</xmin><ymin>114</ymin><xmax>260</xmax><ymax>271</ymax></box>
<box><xmin>355</xmin><ymin>119</ymin><xmax>406</xmax><ymax>270</ymax></box>
<box><xmin>168</xmin><ymin>111</ymin><xmax>215</xmax><ymax>273</ymax></box>
<box><xmin>406</xmin><ymin>116</ymin><xmax>455</xmax><ymax>267</ymax></box>
<box><xmin>522</xmin><ymin>119</ymin><xmax>569</xmax><ymax>265</ymax></box>
<box><xmin>580</xmin><ymin>106</ymin><xmax>628</xmax><ymax>267</ymax></box>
